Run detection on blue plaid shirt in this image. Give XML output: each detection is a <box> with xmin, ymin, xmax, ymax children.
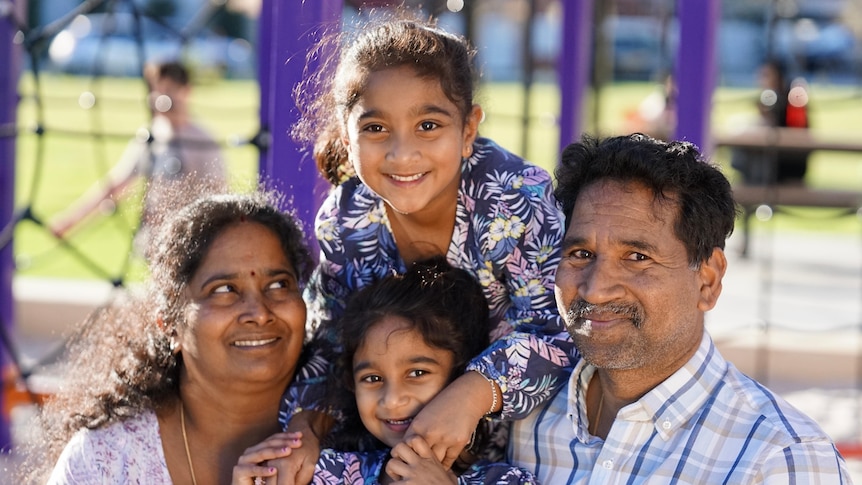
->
<box><xmin>509</xmin><ymin>332</ymin><xmax>852</xmax><ymax>484</ymax></box>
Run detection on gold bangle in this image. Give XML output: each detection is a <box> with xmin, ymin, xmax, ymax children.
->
<box><xmin>484</xmin><ymin>374</ymin><xmax>499</xmax><ymax>416</ymax></box>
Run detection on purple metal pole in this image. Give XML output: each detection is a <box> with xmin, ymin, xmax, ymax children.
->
<box><xmin>557</xmin><ymin>0</ymin><xmax>593</xmax><ymax>155</ymax></box>
<box><xmin>673</xmin><ymin>0</ymin><xmax>720</xmax><ymax>150</ymax></box>
<box><xmin>258</xmin><ymin>0</ymin><xmax>343</xmax><ymax>258</ymax></box>
<box><xmin>0</xmin><ymin>0</ymin><xmax>24</xmax><ymax>451</ymax></box>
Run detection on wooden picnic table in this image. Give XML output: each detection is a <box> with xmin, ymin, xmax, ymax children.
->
<box><xmin>714</xmin><ymin>127</ymin><xmax>862</xmax><ymax>154</ymax></box>
<box><xmin>712</xmin><ymin>127</ymin><xmax>862</xmax><ymax>257</ymax></box>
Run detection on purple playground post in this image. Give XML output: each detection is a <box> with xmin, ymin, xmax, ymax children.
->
<box><xmin>673</xmin><ymin>0</ymin><xmax>720</xmax><ymax>150</ymax></box>
<box><xmin>557</xmin><ymin>0</ymin><xmax>719</xmax><ymax>157</ymax></box>
<box><xmin>0</xmin><ymin>0</ymin><xmax>24</xmax><ymax>451</ymax></box>
<box><xmin>258</xmin><ymin>0</ymin><xmax>343</xmax><ymax>259</ymax></box>
<box><xmin>557</xmin><ymin>0</ymin><xmax>594</xmax><ymax>154</ymax></box>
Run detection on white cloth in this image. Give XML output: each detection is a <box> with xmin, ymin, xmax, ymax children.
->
<box><xmin>48</xmin><ymin>409</ymin><xmax>173</xmax><ymax>484</ymax></box>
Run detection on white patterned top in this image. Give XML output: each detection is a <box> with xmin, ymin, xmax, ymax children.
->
<box><xmin>48</xmin><ymin>409</ymin><xmax>173</xmax><ymax>484</ymax></box>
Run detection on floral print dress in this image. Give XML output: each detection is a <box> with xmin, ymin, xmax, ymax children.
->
<box><xmin>313</xmin><ymin>448</ymin><xmax>539</xmax><ymax>485</ymax></box>
<box><xmin>281</xmin><ymin>138</ymin><xmax>576</xmax><ymax>455</ymax></box>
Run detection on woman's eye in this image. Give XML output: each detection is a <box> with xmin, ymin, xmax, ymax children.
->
<box><xmin>212</xmin><ymin>284</ymin><xmax>233</xmax><ymax>294</ymax></box>
<box><xmin>268</xmin><ymin>279</ymin><xmax>296</xmax><ymax>291</ymax></box>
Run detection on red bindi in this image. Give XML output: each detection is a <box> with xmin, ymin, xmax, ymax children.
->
<box><xmin>250</xmin><ymin>271</ymin><xmax>255</xmax><ymax>276</ymax></box>
<box><xmin>239</xmin><ymin>215</ymin><xmax>246</xmax><ymax>222</ymax></box>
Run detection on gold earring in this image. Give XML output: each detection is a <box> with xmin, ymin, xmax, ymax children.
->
<box><xmin>170</xmin><ymin>336</ymin><xmax>181</xmax><ymax>354</ymax></box>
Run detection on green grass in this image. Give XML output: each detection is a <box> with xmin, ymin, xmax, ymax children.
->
<box><xmin>11</xmin><ymin>74</ymin><xmax>862</xmax><ymax>280</ymax></box>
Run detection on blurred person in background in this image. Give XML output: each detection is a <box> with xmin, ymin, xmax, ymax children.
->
<box><xmin>623</xmin><ymin>73</ymin><xmax>677</xmax><ymax>142</ymax></box>
<box><xmin>731</xmin><ymin>58</ymin><xmax>812</xmax><ymax>185</ymax></box>
<box><xmin>50</xmin><ymin>61</ymin><xmax>227</xmax><ymax>254</ymax></box>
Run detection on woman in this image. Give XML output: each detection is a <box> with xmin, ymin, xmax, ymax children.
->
<box><xmin>21</xmin><ymin>191</ymin><xmax>313</xmax><ymax>484</ymax></box>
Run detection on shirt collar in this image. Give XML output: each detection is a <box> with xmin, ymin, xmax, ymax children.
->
<box><xmin>569</xmin><ymin>332</ymin><xmax>728</xmax><ymax>441</ymax></box>
<box><xmin>569</xmin><ymin>360</ymin><xmax>599</xmax><ymax>443</ymax></box>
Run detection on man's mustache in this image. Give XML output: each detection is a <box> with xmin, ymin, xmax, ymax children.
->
<box><xmin>564</xmin><ymin>298</ymin><xmax>644</xmax><ymax>331</ymax></box>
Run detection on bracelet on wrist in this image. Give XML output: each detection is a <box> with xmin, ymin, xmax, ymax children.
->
<box><xmin>482</xmin><ymin>373</ymin><xmax>499</xmax><ymax>416</ymax></box>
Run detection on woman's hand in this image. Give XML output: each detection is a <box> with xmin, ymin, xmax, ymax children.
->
<box><xmin>387</xmin><ymin>437</ymin><xmax>457</xmax><ymax>484</ymax></box>
<box><xmin>231</xmin><ymin>432</ymin><xmax>302</xmax><ymax>485</ymax></box>
<box><xmin>402</xmin><ymin>371</ymin><xmax>497</xmax><ymax>469</ymax></box>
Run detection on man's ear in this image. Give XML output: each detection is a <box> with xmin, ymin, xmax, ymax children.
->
<box><xmin>697</xmin><ymin>247</ymin><xmax>727</xmax><ymax>312</ymax></box>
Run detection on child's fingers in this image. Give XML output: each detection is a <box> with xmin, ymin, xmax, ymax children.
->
<box><xmin>231</xmin><ymin>464</ymin><xmax>277</xmax><ymax>485</ymax></box>
<box><xmin>237</xmin><ymin>433</ymin><xmax>303</xmax><ymax>465</ymax></box>
<box><xmin>398</xmin><ymin>436</ymin><xmax>436</xmax><ymax>460</ymax></box>
<box><xmin>390</xmin><ymin>441</ymin><xmax>421</xmax><ymax>465</ymax></box>
<box><xmin>385</xmin><ymin>455</ymin><xmax>410</xmax><ymax>481</ymax></box>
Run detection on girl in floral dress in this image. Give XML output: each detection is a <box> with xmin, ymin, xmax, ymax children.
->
<box><xmin>278</xmin><ymin>11</ymin><xmax>575</xmax><ymax>482</ymax></box>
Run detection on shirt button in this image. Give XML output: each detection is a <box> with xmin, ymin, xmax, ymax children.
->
<box><xmin>662</xmin><ymin>419</ymin><xmax>672</xmax><ymax>430</ymax></box>
<box><xmin>602</xmin><ymin>459</ymin><xmax>613</xmax><ymax>469</ymax></box>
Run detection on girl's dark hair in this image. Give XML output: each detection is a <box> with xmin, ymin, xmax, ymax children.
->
<box><xmin>292</xmin><ymin>10</ymin><xmax>479</xmax><ymax>185</ymax></box>
<box><xmin>327</xmin><ymin>255</ymin><xmax>490</xmax><ymax>451</ymax></box>
<box><xmin>22</xmin><ymin>191</ymin><xmax>312</xmax><ymax>484</ymax></box>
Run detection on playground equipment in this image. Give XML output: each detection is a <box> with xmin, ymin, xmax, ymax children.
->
<box><xmin>4</xmin><ymin>0</ymin><xmax>860</xmax><ymax>465</ymax></box>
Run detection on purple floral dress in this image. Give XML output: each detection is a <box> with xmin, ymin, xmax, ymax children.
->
<box><xmin>281</xmin><ymin>138</ymin><xmax>576</xmax><ymax>455</ymax></box>
<box><xmin>313</xmin><ymin>448</ymin><xmax>539</xmax><ymax>484</ymax></box>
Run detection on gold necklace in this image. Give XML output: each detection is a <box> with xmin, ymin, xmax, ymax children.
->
<box><xmin>180</xmin><ymin>404</ymin><xmax>198</xmax><ymax>485</ymax></box>
<box><xmin>590</xmin><ymin>391</ymin><xmax>604</xmax><ymax>436</ymax></box>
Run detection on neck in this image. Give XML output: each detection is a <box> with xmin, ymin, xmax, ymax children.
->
<box><xmin>386</xmin><ymin>199</ymin><xmax>457</xmax><ymax>264</ymax></box>
<box><xmin>173</xmin><ymin>380</ymin><xmax>285</xmax><ymax>484</ymax></box>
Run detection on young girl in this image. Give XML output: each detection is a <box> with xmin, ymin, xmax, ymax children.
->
<box><xmin>281</xmin><ymin>11</ymin><xmax>575</xmax><ymax>479</ymax></box>
<box><xmin>241</xmin><ymin>258</ymin><xmax>538</xmax><ymax>484</ymax></box>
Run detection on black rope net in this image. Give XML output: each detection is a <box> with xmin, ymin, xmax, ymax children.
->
<box><xmin>1</xmin><ymin>0</ymin><xmax>261</xmax><ymax>408</ymax></box>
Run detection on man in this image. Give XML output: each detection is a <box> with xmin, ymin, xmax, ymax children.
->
<box><xmin>51</xmin><ymin>61</ymin><xmax>226</xmax><ymax>253</ymax></box>
<box><xmin>509</xmin><ymin>134</ymin><xmax>851</xmax><ymax>483</ymax></box>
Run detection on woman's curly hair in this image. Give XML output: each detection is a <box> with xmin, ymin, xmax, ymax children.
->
<box><xmin>20</xmin><ymin>190</ymin><xmax>312</xmax><ymax>483</ymax></box>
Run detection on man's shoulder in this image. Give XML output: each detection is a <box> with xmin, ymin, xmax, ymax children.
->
<box><xmin>717</xmin><ymin>365</ymin><xmax>833</xmax><ymax>444</ymax></box>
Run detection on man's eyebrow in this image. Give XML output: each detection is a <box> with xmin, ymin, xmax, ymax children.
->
<box><xmin>621</xmin><ymin>239</ymin><xmax>659</xmax><ymax>254</ymax></box>
<box><xmin>561</xmin><ymin>235</ymin><xmax>586</xmax><ymax>249</ymax></box>
<box><xmin>561</xmin><ymin>235</ymin><xmax>659</xmax><ymax>254</ymax></box>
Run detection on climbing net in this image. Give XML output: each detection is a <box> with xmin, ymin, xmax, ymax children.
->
<box><xmin>1</xmin><ymin>0</ymin><xmax>260</xmax><ymax>401</ymax></box>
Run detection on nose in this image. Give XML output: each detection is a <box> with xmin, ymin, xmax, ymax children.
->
<box><xmin>380</xmin><ymin>381</ymin><xmax>409</xmax><ymax>410</ymax></box>
<box><xmin>241</xmin><ymin>290</ymin><xmax>275</xmax><ymax>326</ymax></box>
<box><xmin>386</xmin><ymin>131</ymin><xmax>419</xmax><ymax>164</ymax></box>
<box><xmin>575</xmin><ymin>256</ymin><xmax>626</xmax><ymax>304</ymax></box>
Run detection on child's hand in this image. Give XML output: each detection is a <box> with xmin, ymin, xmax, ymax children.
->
<box><xmin>402</xmin><ymin>371</ymin><xmax>493</xmax><ymax>469</ymax></box>
<box><xmin>387</xmin><ymin>437</ymin><xmax>457</xmax><ymax>484</ymax></box>
<box><xmin>265</xmin><ymin>411</ymin><xmax>329</xmax><ymax>485</ymax></box>
<box><xmin>231</xmin><ymin>432</ymin><xmax>302</xmax><ymax>485</ymax></box>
